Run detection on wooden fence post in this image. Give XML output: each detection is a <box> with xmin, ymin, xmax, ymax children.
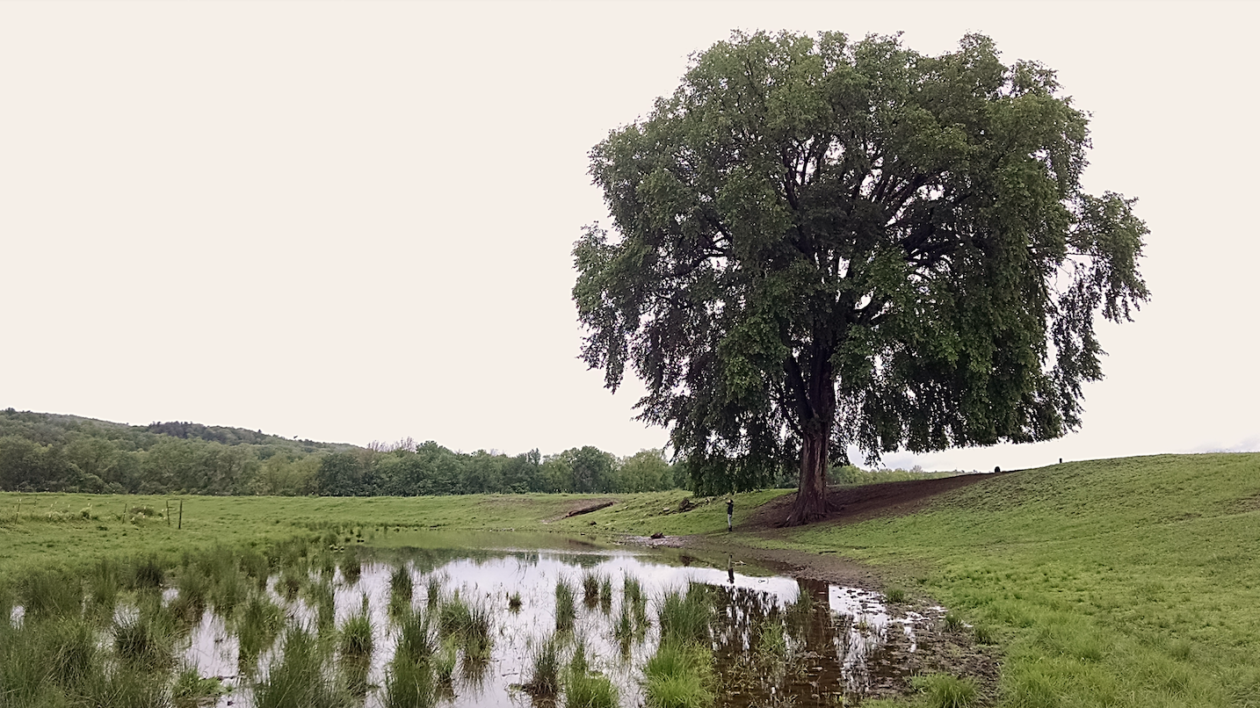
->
<box><xmin>178</xmin><ymin>500</ymin><xmax>183</xmax><ymax>530</ymax></box>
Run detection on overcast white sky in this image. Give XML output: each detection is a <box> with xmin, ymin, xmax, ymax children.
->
<box><xmin>2</xmin><ymin>1</ymin><xmax>1256</xmax><ymax>471</ymax></box>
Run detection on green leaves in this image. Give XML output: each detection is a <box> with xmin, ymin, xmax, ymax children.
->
<box><xmin>575</xmin><ymin>31</ymin><xmax>1148</xmax><ymax>499</ymax></box>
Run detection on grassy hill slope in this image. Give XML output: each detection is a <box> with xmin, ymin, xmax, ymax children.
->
<box><xmin>770</xmin><ymin>453</ymin><xmax>1260</xmax><ymax>707</ymax></box>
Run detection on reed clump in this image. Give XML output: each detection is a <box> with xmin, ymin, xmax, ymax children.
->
<box><xmin>555</xmin><ymin>578</ymin><xmax>577</xmax><ymax>632</ymax></box>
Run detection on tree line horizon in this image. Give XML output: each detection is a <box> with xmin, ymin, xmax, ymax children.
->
<box><xmin>0</xmin><ymin>408</ymin><xmax>833</xmax><ymax>498</ymax></box>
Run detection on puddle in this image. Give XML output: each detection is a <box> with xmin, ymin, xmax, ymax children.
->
<box><xmin>178</xmin><ymin>542</ymin><xmax>934</xmax><ymax>707</ymax></box>
<box><xmin>5</xmin><ymin>536</ymin><xmax>943</xmax><ymax>707</ymax></box>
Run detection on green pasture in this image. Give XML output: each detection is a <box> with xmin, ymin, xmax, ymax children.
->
<box><xmin>3</xmin><ymin>453</ymin><xmax>1259</xmax><ymax>707</ymax></box>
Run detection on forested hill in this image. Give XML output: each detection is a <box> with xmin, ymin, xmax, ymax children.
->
<box><xmin>0</xmin><ymin>408</ymin><xmax>691</xmax><ymax>497</ymax></box>
<box><xmin>0</xmin><ymin>409</ymin><xmax>353</xmax><ymax>454</ymax></box>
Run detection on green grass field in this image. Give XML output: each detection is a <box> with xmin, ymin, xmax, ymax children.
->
<box><xmin>3</xmin><ymin>453</ymin><xmax>1258</xmax><ymax>707</ymax></box>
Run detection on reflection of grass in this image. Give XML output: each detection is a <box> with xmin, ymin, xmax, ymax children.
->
<box><xmin>566</xmin><ymin>639</ymin><xmax>618</xmax><ymax>708</ymax></box>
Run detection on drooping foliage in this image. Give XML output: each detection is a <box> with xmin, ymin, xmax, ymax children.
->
<box><xmin>575</xmin><ymin>31</ymin><xmax>1148</xmax><ymax>523</ymax></box>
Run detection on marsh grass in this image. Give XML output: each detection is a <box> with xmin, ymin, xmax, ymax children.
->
<box><xmin>599</xmin><ymin>576</ymin><xmax>613</xmax><ymax>613</ymax></box>
<box><xmin>432</xmin><ymin>638</ymin><xmax>458</xmax><ymax>685</ymax></box>
<box><xmin>884</xmin><ymin>587</ymin><xmax>907</xmax><ymax>604</ymax></box>
<box><xmin>173</xmin><ymin>665</ymin><xmax>224</xmax><ymax>708</ymax></box>
<box><xmin>437</xmin><ymin>596</ymin><xmax>492</xmax><ymax>660</ymax></box>
<box><xmin>757</xmin><ymin>618</ymin><xmax>788</xmax><ymax>662</ymax></box>
<box><xmin>524</xmin><ymin>633</ymin><xmax>561</xmax><ymax>696</ymax></box>
<box><xmin>657</xmin><ymin>585</ymin><xmax>710</xmax><ymax>646</ymax></box>
<box><xmin>305</xmin><ymin>578</ymin><xmax>336</xmax><ymax>631</ymax></box>
<box><xmin>912</xmin><ymin>673</ymin><xmax>978</xmax><ymax>708</ymax></box>
<box><xmin>278</xmin><ymin>567</ymin><xmax>304</xmax><ymax>600</ymax></box>
<box><xmin>170</xmin><ymin>567</ymin><xmax>210</xmax><ymax>624</ymax></box>
<box><xmin>340</xmin><ymin>595</ymin><xmax>374</xmax><ymax>660</ymax></box>
<box><xmin>241</xmin><ymin>549</ymin><xmax>270</xmax><ymax>590</ymax></box>
<box><xmin>396</xmin><ymin>609</ymin><xmax>436</xmax><ymax>663</ymax></box>
<box><xmin>23</xmin><ymin>568</ymin><xmax>82</xmax><ymax>618</ymax></box>
<box><xmin>254</xmin><ymin>625</ymin><xmax>341</xmax><ymax>708</ymax></box>
<box><xmin>210</xmin><ymin>566</ymin><xmax>246</xmax><ymax>617</ymax></box>
<box><xmin>582</xmin><ymin>571</ymin><xmax>601</xmax><ymax>607</ymax></box>
<box><xmin>643</xmin><ymin>641</ymin><xmax>713</xmax><ymax>708</ymax></box>
<box><xmin>425</xmin><ymin>575</ymin><xmax>443</xmax><ymax>609</ymax></box>
<box><xmin>385</xmin><ymin>649</ymin><xmax>436</xmax><ymax>708</ymax></box>
<box><xmin>340</xmin><ymin>547</ymin><xmax>362</xmax><ymax>584</ymax></box>
<box><xmin>390</xmin><ymin>564</ymin><xmax>413</xmax><ymax>603</ymax></box>
<box><xmin>237</xmin><ymin>593</ymin><xmax>284</xmax><ymax>667</ymax></box>
<box><xmin>128</xmin><ymin>555</ymin><xmax>165</xmax><ymax>591</ymax></box>
<box><xmin>555</xmin><ymin>578</ymin><xmax>577</xmax><ymax>632</ymax></box>
<box><xmin>508</xmin><ymin>591</ymin><xmax>522</xmax><ymax>611</ymax></box>
<box><xmin>565</xmin><ymin>639</ymin><xmax>618</xmax><ymax>708</ymax></box>
<box><xmin>88</xmin><ymin>557</ymin><xmax>122</xmax><ymax>611</ymax></box>
<box><xmin>114</xmin><ymin>603</ymin><xmax>178</xmax><ymax>670</ymax></box>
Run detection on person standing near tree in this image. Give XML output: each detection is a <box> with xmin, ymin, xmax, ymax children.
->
<box><xmin>726</xmin><ymin>497</ymin><xmax>734</xmax><ymax>532</ymax></box>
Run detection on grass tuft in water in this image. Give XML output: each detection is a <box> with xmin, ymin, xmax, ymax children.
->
<box><xmin>566</xmin><ymin>639</ymin><xmax>617</xmax><ymax>708</ymax></box>
<box><xmin>885</xmin><ymin>587</ymin><xmax>907</xmax><ymax>603</ymax></box>
<box><xmin>555</xmin><ymin>578</ymin><xmax>577</xmax><ymax>632</ymax></box>
<box><xmin>524</xmin><ymin>633</ymin><xmax>561</xmax><ymax>696</ymax></box>
<box><xmin>508</xmin><ymin>591</ymin><xmax>522</xmax><ymax>611</ymax></box>
<box><xmin>582</xmin><ymin>571</ymin><xmax>601</xmax><ymax>606</ymax></box>
<box><xmin>599</xmin><ymin>576</ymin><xmax>613</xmax><ymax>613</ymax></box>
<box><xmin>340</xmin><ymin>547</ymin><xmax>362</xmax><ymax>584</ymax></box>
<box><xmin>396</xmin><ymin>609</ymin><xmax>436</xmax><ymax>663</ymax></box>
<box><xmin>385</xmin><ymin>649</ymin><xmax>436</xmax><ymax>708</ymax></box>
<box><xmin>114</xmin><ymin>603</ymin><xmax>177</xmax><ymax>670</ymax></box>
<box><xmin>254</xmin><ymin>625</ymin><xmax>341</xmax><ymax>708</ymax></box>
<box><xmin>391</xmin><ymin>564</ymin><xmax>413</xmax><ymax>603</ymax></box>
<box><xmin>173</xmin><ymin>665</ymin><xmax>225</xmax><ymax>708</ymax></box>
<box><xmin>912</xmin><ymin>673</ymin><xmax>979</xmax><ymax>708</ymax></box>
<box><xmin>425</xmin><ymin>575</ymin><xmax>443</xmax><ymax>608</ymax></box>
<box><xmin>657</xmin><ymin>585</ymin><xmax>710</xmax><ymax>646</ymax></box>
<box><xmin>340</xmin><ymin>594</ymin><xmax>374</xmax><ymax>661</ymax></box>
<box><xmin>236</xmin><ymin>593</ymin><xmax>284</xmax><ymax>670</ymax></box>
<box><xmin>643</xmin><ymin>640</ymin><xmax>713</xmax><ymax>708</ymax></box>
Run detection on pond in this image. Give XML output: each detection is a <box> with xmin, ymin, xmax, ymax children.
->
<box><xmin>3</xmin><ymin>532</ymin><xmax>948</xmax><ymax>707</ymax></box>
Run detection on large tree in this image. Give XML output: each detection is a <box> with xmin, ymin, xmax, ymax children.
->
<box><xmin>573</xmin><ymin>31</ymin><xmax>1149</xmax><ymax>525</ymax></box>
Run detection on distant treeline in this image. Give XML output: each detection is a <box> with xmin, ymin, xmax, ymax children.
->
<box><xmin>0</xmin><ymin>409</ymin><xmax>693</xmax><ymax>496</ymax></box>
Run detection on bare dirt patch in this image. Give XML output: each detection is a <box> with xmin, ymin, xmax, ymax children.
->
<box><xmin>745</xmin><ymin>473</ymin><xmax>998</xmax><ymax>532</ymax></box>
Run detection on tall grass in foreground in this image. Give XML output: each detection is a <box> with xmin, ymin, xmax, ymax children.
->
<box><xmin>437</xmin><ymin>593</ymin><xmax>493</xmax><ymax>661</ymax></box>
<box><xmin>555</xmin><ymin>578</ymin><xmax>577</xmax><ymax>632</ymax></box>
<box><xmin>644</xmin><ymin>584</ymin><xmax>714</xmax><ymax>708</ymax></box>
<box><xmin>524</xmin><ymin>633</ymin><xmax>561</xmax><ymax>696</ymax></box>
<box><xmin>643</xmin><ymin>641</ymin><xmax>713</xmax><ymax>708</ymax></box>
<box><xmin>384</xmin><ymin>650</ymin><xmax>436</xmax><ymax>708</ymax></box>
<box><xmin>254</xmin><ymin>625</ymin><xmax>341</xmax><ymax>708</ymax></box>
<box><xmin>582</xmin><ymin>571</ymin><xmax>602</xmax><ymax>607</ymax></box>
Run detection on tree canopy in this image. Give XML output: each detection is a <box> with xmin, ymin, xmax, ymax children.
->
<box><xmin>573</xmin><ymin>31</ymin><xmax>1149</xmax><ymax>524</ymax></box>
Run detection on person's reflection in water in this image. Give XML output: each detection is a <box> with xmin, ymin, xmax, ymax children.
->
<box><xmin>727</xmin><ymin>554</ymin><xmax>735</xmax><ymax>584</ymax></box>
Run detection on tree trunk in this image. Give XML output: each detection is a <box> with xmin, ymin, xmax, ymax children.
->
<box><xmin>784</xmin><ymin>422</ymin><xmax>836</xmax><ymax>526</ymax></box>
